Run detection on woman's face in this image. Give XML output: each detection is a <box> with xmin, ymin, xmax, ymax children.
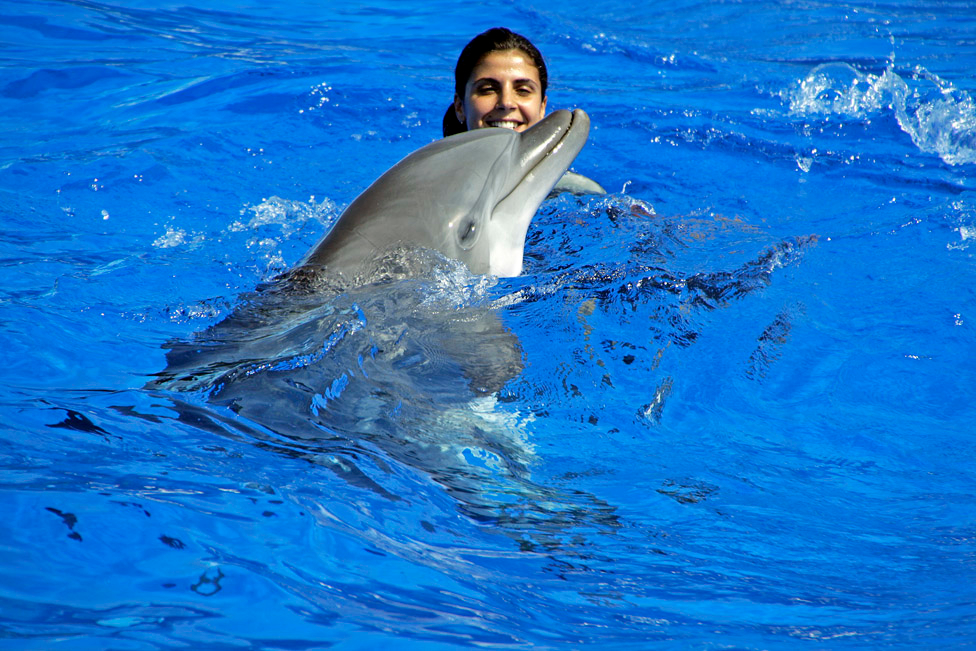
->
<box><xmin>455</xmin><ymin>49</ymin><xmax>547</xmax><ymax>133</ymax></box>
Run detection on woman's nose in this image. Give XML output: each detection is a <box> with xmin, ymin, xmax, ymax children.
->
<box><xmin>496</xmin><ymin>88</ymin><xmax>516</xmax><ymax>109</ymax></box>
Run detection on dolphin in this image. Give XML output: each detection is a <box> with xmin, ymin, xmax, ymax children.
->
<box><xmin>145</xmin><ymin>109</ymin><xmax>610</xmax><ymax>533</ymax></box>
<box><xmin>152</xmin><ymin>108</ymin><xmax>591</xmax><ymax>393</ymax></box>
<box><xmin>299</xmin><ymin>108</ymin><xmax>590</xmax><ymax>281</ymax></box>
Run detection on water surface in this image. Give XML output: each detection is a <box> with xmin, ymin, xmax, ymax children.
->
<box><xmin>2</xmin><ymin>1</ymin><xmax>975</xmax><ymax>648</ymax></box>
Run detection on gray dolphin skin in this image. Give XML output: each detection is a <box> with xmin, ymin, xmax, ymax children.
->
<box><xmin>300</xmin><ymin>108</ymin><xmax>590</xmax><ymax>280</ymax></box>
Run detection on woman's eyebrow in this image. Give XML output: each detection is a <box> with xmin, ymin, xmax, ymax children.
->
<box><xmin>472</xmin><ymin>76</ymin><xmax>539</xmax><ymax>87</ymax></box>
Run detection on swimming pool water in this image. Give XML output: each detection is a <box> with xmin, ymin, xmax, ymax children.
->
<box><xmin>2</xmin><ymin>1</ymin><xmax>975</xmax><ymax>648</ymax></box>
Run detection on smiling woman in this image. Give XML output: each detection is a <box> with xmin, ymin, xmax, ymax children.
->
<box><xmin>443</xmin><ymin>27</ymin><xmax>548</xmax><ymax>136</ymax></box>
<box><xmin>444</xmin><ymin>27</ymin><xmax>605</xmax><ymax>195</ymax></box>
<box><xmin>456</xmin><ymin>49</ymin><xmax>547</xmax><ymax>132</ymax></box>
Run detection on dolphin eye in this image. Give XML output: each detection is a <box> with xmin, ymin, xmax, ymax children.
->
<box><xmin>457</xmin><ymin>216</ymin><xmax>479</xmax><ymax>249</ymax></box>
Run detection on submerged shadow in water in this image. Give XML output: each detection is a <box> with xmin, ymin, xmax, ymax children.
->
<box><xmin>147</xmin><ymin>251</ymin><xmax>621</xmax><ymax>541</ymax></box>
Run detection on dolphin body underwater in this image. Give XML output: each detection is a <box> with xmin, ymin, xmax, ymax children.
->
<box><xmin>149</xmin><ymin>109</ymin><xmax>615</xmax><ymax>528</ymax></box>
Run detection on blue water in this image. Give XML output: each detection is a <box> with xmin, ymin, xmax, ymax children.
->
<box><xmin>3</xmin><ymin>1</ymin><xmax>976</xmax><ymax>648</ymax></box>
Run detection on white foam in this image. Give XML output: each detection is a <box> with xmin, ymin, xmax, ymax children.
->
<box><xmin>240</xmin><ymin>195</ymin><xmax>339</xmax><ymax>236</ymax></box>
<box><xmin>152</xmin><ymin>226</ymin><xmax>189</xmax><ymax>248</ymax></box>
<box><xmin>786</xmin><ymin>63</ymin><xmax>976</xmax><ymax>166</ymax></box>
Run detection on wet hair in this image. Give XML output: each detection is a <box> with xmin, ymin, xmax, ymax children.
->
<box><xmin>442</xmin><ymin>27</ymin><xmax>548</xmax><ymax>137</ymax></box>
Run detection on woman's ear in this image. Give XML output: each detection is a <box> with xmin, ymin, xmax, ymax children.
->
<box><xmin>454</xmin><ymin>95</ymin><xmax>465</xmax><ymax>126</ymax></box>
<box><xmin>540</xmin><ymin>95</ymin><xmax>548</xmax><ymax>118</ymax></box>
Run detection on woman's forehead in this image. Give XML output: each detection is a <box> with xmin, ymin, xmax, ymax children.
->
<box><xmin>470</xmin><ymin>49</ymin><xmax>541</xmax><ymax>82</ymax></box>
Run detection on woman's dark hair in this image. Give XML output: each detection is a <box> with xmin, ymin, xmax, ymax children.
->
<box><xmin>442</xmin><ymin>27</ymin><xmax>548</xmax><ymax>137</ymax></box>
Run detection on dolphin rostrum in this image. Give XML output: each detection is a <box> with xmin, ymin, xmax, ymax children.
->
<box><xmin>300</xmin><ymin>108</ymin><xmax>590</xmax><ymax>280</ymax></box>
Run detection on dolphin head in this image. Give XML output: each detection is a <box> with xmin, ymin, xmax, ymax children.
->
<box><xmin>302</xmin><ymin>109</ymin><xmax>590</xmax><ymax>280</ymax></box>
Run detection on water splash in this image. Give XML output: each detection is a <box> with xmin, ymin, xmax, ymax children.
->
<box><xmin>788</xmin><ymin>63</ymin><xmax>903</xmax><ymax>118</ymax></box>
<box><xmin>786</xmin><ymin>63</ymin><xmax>976</xmax><ymax>165</ymax></box>
<box><xmin>229</xmin><ymin>195</ymin><xmax>341</xmax><ymax>274</ymax></box>
<box><xmin>234</xmin><ymin>195</ymin><xmax>339</xmax><ymax>236</ymax></box>
<box><xmin>947</xmin><ymin>199</ymin><xmax>976</xmax><ymax>251</ymax></box>
<box><xmin>151</xmin><ymin>226</ymin><xmax>196</xmax><ymax>249</ymax></box>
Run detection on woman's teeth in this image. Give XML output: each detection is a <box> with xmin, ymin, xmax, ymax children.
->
<box><xmin>488</xmin><ymin>120</ymin><xmax>520</xmax><ymax>129</ymax></box>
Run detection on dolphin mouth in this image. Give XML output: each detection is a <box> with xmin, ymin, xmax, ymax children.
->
<box><xmin>499</xmin><ymin>108</ymin><xmax>590</xmax><ymax>206</ymax></box>
<box><xmin>517</xmin><ymin>109</ymin><xmax>588</xmax><ymax>180</ymax></box>
<box><xmin>485</xmin><ymin>109</ymin><xmax>590</xmax><ymax>277</ymax></box>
